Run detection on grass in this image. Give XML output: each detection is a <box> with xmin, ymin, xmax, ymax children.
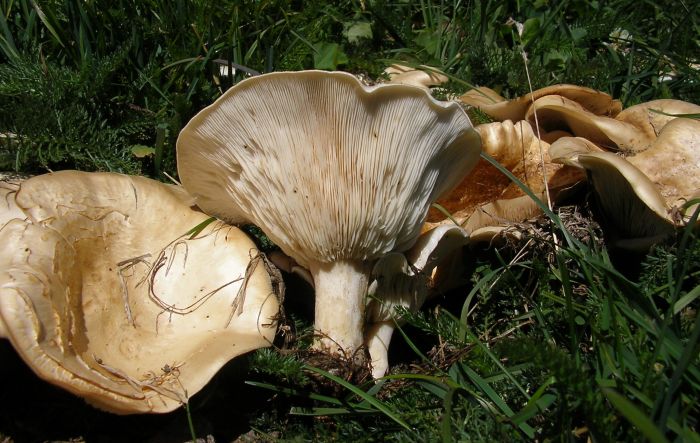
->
<box><xmin>1</xmin><ymin>0</ymin><xmax>698</xmax><ymax>175</ymax></box>
<box><xmin>0</xmin><ymin>0</ymin><xmax>699</xmax><ymax>441</ymax></box>
<box><xmin>237</xmin><ymin>204</ymin><xmax>700</xmax><ymax>442</ymax></box>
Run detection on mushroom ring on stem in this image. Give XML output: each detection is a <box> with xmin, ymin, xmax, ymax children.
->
<box><xmin>0</xmin><ymin>171</ymin><xmax>280</xmax><ymax>413</ymax></box>
<box><xmin>177</xmin><ymin>70</ymin><xmax>481</xmax><ymax>358</ymax></box>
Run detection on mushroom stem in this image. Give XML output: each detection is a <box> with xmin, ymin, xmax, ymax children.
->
<box><xmin>310</xmin><ymin>259</ymin><xmax>372</xmax><ymax>356</ymax></box>
<box><xmin>366</xmin><ymin>320</ymin><xmax>395</xmax><ymax>378</ymax></box>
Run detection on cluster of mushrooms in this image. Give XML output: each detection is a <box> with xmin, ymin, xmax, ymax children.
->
<box><xmin>1</xmin><ymin>69</ymin><xmax>698</xmax><ymax>414</ymax></box>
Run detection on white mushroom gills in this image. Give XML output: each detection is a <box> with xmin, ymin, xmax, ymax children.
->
<box><xmin>177</xmin><ymin>70</ymin><xmax>481</xmax><ymax>357</ymax></box>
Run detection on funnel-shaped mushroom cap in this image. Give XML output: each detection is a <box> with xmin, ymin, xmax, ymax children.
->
<box><xmin>460</xmin><ymin>84</ymin><xmax>621</xmax><ymax>122</ymax></box>
<box><xmin>425</xmin><ymin>120</ymin><xmax>584</xmax><ymax>232</ymax></box>
<box><xmin>177</xmin><ymin>71</ymin><xmax>480</xmax><ymax>355</ymax></box>
<box><xmin>384</xmin><ymin>64</ymin><xmax>449</xmax><ymax>90</ymax></box>
<box><xmin>550</xmin><ymin>117</ymin><xmax>700</xmax><ymax>248</ymax></box>
<box><xmin>177</xmin><ymin>70</ymin><xmax>480</xmax><ymax>268</ymax></box>
<box><xmin>525</xmin><ymin>97</ymin><xmax>700</xmax><ymax>152</ymax></box>
<box><xmin>0</xmin><ymin>171</ymin><xmax>279</xmax><ymax>413</ymax></box>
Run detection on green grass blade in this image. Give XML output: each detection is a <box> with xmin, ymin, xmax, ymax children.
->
<box><xmin>430</xmin><ymin>202</ymin><xmax>460</xmax><ymax>226</ymax></box>
<box><xmin>602</xmin><ymin>387</ymin><xmax>670</xmax><ymax>443</ymax></box>
<box><xmin>31</xmin><ymin>0</ymin><xmax>64</xmax><ymax>48</ymax></box>
<box><xmin>303</xmin><ymin>365</ymin><xmax>415</xmax><ymax>434</ymax></box>
<box><xmin>673</xmin><ymin>285</ymin><xmax>700</xmax><ymax>314</ymax></box>
<box><xmin>656</xmin><ymin>309</ymin><xmax>700</xmax><ymax>431</ymax></box>
<box><xmin>649</xmin><ymin>109</ymin><xmax>700</xmax><ymax>119</ymax></box>
<box><xmin>245</xmin><ymin>380</ymin><xmax>346</xmax><ymax>406</ymax></box>
<box><xmin>461</xmin><ymin>364</ymin><xmax>535</xmax><ymax>438</ymax></box>
<box><xmin>184</xmin><ymin>401</ymin><xmax>197</xmax><ymax>443</ymax></box>
<box><xmin>440</xmin><ymin>387</ymin><xmax>457</xmax><ymax>443</ymax></box>
<box><xmin>0</xmin><ymin>9</ymin><xmax>19</xmax><ymax>61</ymax></box>
<box><xmin>289</xmin><ymin>407</ymin><xmax>378</xmax><ymax>416</ymax></box>
<box><xmin>184</xmin><ymin>217</ymin><xmax>216</xmax><ymax>239</ymax></box>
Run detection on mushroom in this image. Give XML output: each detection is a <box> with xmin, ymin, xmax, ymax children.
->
<box><xmin>0</xmin><ymin>178</ymin><xmax>23</xmax><ymax>227</ymax></box>
<box><xmin>523</xmin><ymin>97</ymin><xmax>700</xmax><ymax>152</ymax></box>
<box><xmin>0</xmin><ymin>171</ymin><xmax>280</xmax><ymax>413</ymax></box>
<box><xmin>1</xmin><ymin>179</ymin><xmax>23</xmax><ymax>339</ymax></box>
<box><xmin>384</xmin><ymin>64</ymin><xmax>449</xmax><ymax>90</ymax></box>
<box><xmin>365</xmin><ymin>225</ymin><xmax>469</xmax><ymax>378</ymax></box>
<box><xmin>177</xmin><ymin>70</ymin><xmax>481</xmax><ymax>358</ymax></box>
<box><xmin>459</xmin><ymin>84</ymin><xmax>622</xmax><ymax>122</ymax></box>
<box><xmin>424</xmin><ymin>119</ymin><xmax>584</xmax><ymax>232</ymax></box>
<box><xmin>550</xmin><ymin>117</ymin><xmax>700</xmax><ymax>249</ymax></box>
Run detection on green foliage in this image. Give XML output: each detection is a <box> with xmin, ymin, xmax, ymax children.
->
<box><xmin>250</xmin><ymin>349</ymin><xmax>310</xmax><ymax>386</ymax></box>
<box><xmin>0</xmin><ymin>51</ymin><xmax>150</xmax><ymax>173</ymax></box>
<box><xmin>1</xmin><ymin>0</ymin><xmax>698</xmax><ymax>173</ymax></box>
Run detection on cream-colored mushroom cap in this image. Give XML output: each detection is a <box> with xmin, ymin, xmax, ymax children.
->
<box><xmin>384</xmin><ymin>64</ymin><xmax>449</xmax><ymax>90</ymax></box>
<box><xmin>0</xmin><ymin>179</ymin><xmax>23</xmax><ymax>228</ymax></box>
<box><xmin>177</xmin><ymin>70</ymin><xmax>480</xmax><ymax>355</ymax></box>
<box><xmin>0</xmin><ymin>171</ymin><xmax>279</xmax><ymax>414</ymax></box>
<box><xmin>0</xmin><ymin>178</ymin><xmax>24</xmax><ymax>339</ymax></box>
<box><xmin>459</xmin><ymin>84</ymin><xmax>621</xmax><ymax>122</ymax></box>
<box><xmin>525</xmin><ymin>97</ymin><xmax>700</xmax><ymax>152</ymax></box>
<box><xmin>550</xmin><ymin>117</ymin><xmax>700</xmax><ymax>248</ymax></box>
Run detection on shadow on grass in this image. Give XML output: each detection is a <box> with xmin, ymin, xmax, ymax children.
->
<box><xmin>0</xmin><ymin>340</ymin><xmax>274</xmax><ymax>442</ymax></box>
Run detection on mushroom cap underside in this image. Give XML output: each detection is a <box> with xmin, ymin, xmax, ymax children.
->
<box><xmin>425</xmin><ymin>120</ymin><xmax>584</xmax><ymax>231</ymax></box>
<box><xmin>177</xmin><ymin>70</ymin><xmax>481</xmax><ymax>268</ymax></box>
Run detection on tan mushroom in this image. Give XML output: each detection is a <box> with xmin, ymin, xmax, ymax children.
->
<box><xmin>524</xmin><ymin>97</ymin><xmax>700</xmax><ymax>152</ymax></box>
<box><xmin>0</xmin><ymin>178</ymin><xmax>23</xmax><ymax>340</ymax></box>
<box><xmin>550</xmin><ymin>117</ymin><xmax>700</xmax><ymax>249</ymax></box>
<box><xmin>177</xmin><ymin>70</ymin><xmax>481</xmax><ymax>358</ymax></box>
<box><xmin>384</xmin><ymin>64</ymin><xmax>449</xmax><ymax>90</ymax></box>
<box><xmin>424</xmin><ymin>119</ymin><xmax>584</xmax><ymax>232</ymax></box>
<box><xmin>459</xmin><ymin>84</ymin><xmax>622</xmax><ymax>122</ymax></box>
<box><xmin>0</xmin><ymin>171</ymin><xmax>279</xmax><ymax>413</ymax></box>
<box><xmin>0</xmin><ymin>178</ymin><xmax>23</xmax><ymax>227</ymax></box>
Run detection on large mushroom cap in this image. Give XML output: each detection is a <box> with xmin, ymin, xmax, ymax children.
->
<box><xmin>177</xmin><ymin>70</ymin><xmax>480</xmax><ymax>355</ymax></box>
<box><xmin>524</xmin><ymin>97</ymin><xmax>700</xmax><ymax>152</ymax></box>
<box><xmin>550</xmin><ymin>117</ymin><xmax>700</xmax><ymax>248</ymax></box>
<box><xmin>459</xmin><ymin>84</ymin><xmax>622</xmax><ymax>122</ymax></box>
<box><xmin>177</xmin><ymin>70</ymin><xmax>480</xmax><ymax>268</ymax></box>
<box><xmin>0</xmin><ymin>171</ymin><xmax>279</xmax><ymax>413</ymax></box>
